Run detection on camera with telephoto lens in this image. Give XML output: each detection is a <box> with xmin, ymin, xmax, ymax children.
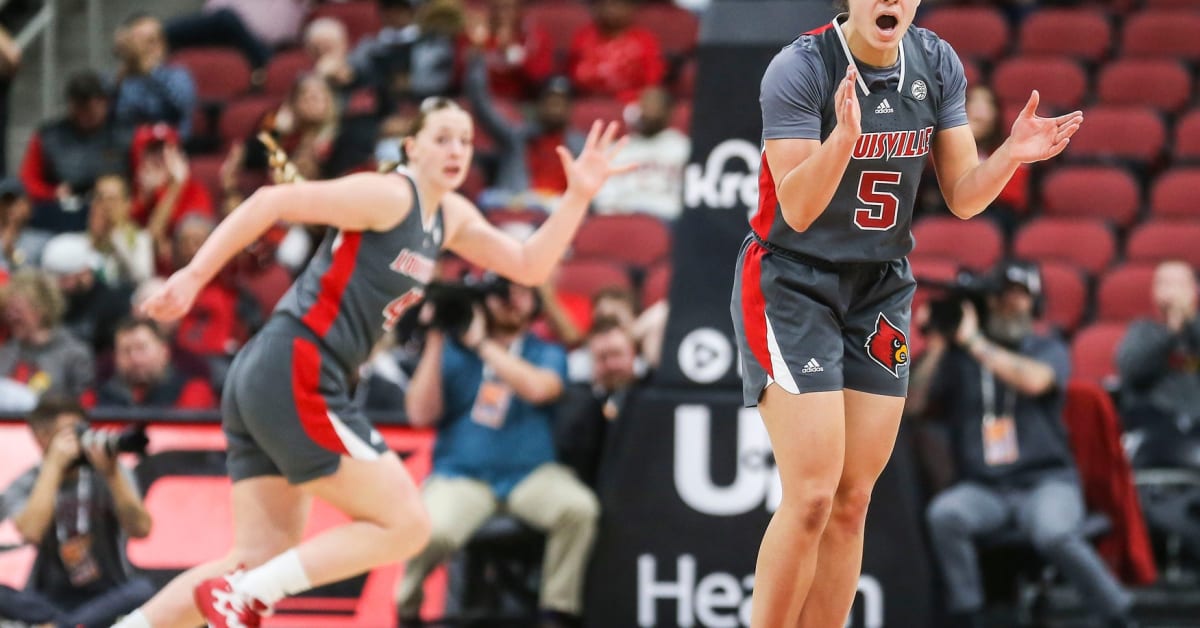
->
<box><xmin>421</xmin><ymin>274</ymin><xmax>513</xmax><ymax>338</ymax></box>
<box><xmin>71</xmin><ymin>423</ymin><xmax>149</xmax><ymax>468</ymax></box>
<box><xmin>920</xmin><ymin>269</ymin><xmax>994</xmax><ymax>339</ymax></box>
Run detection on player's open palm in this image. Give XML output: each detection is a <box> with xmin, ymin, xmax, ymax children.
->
<box><xmin>1008</xmin><ymin>90</ymin><xmax>1084</xmax><ymax>164</ymax></box>
<box><xmin>557</xmin><ymin>120</ymin><xmax>636</xmax><ymax>199</ymax></box>
<box><xmin>139</xmin><ymin>268</ymin><xmax>203</xmax><ymax>323</ymax></box>
<box><xmin>835</xmin><ymin>65</ymin><xmax>861</xmax><ymax>140</ymax></box>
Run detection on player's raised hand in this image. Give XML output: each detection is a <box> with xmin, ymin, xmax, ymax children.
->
<box><xmin>834</xmin><ymin>65</ymin><xmax>861</xmax><ymax>141</ymax></box>
<box><xmin>137</xmin><ymin>267</ymin><xmax>204</xmax><ymax>323</ymax></box>
<box><xmin>1006</xmin><ymin>90</ymin><xmax>1084</xmax><ymax>163</ymax></box>
<box><xmin>557</xmin><ymin>120</ymin><xmax>636</xmax><ymax>199</ymax></box>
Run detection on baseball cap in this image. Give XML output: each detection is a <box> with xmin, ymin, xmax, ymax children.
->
<box><xmin>40</xmin><ymin>233</ymin><xmax>100</xmax><ymax>275</ymax></box>
<box><xmin>995</xmin><ymin>259</ymin><xmax>1042</xmax><ymax>298</ymax></box>
<box><xmin>0</xmin><ymin>177</ymin><xmax>25</xmax><ymax>199</ymax></box>
<box><xmin>541</xmin><ymin>76</ymin><xmax>572</xmax><ymax>99</ymax></box>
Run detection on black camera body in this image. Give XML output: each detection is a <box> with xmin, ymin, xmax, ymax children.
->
<box><xmin>420</xmin><ymin>274</ymin><xmax>514</xmax><ymax>337</ymax></box>
<box><xmin>72</xmin><ymin>423</ymin><xmax>149</xmax><ymax>468</ymax></box>
<box><xmin>921</xmin><ymin>269</ymin><xmax>994</xmax><ymax>338</ymax></box>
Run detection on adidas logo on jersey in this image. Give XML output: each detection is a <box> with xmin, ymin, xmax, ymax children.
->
<box><xmin>801</xmin><ymin>358</ymin><xmax>824</xmax><ymax>374</ymax></box>
<box><xmin>874</xmin><ymin>99</ymin><xmax>894</xmax><ymax>114</ymax></box>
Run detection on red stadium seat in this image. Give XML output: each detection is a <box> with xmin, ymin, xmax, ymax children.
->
<box><xmin>674</xmin><ymin>58</ymin><xmax>697</xmax><ymax>99</ymax></box>
<box><xmin>1121</xmin><ymin>10</ymin><xmax>1200</xmax><ymax>62</ymax></box>
<box><xmin>633</xmin><ymin>4</ymin><xmax>698</xmax><ymax>59</ymax></box>
<box><xmin>573</xmin><ymin>214</ymin><xmax>671</xmax><ymax>268</ymax></box>
<box><xmin>1013</xmin><ymin>218</ymin><xmax>1116</xmax><ymax>275</ymax></box>
<box><xmin>991</xmin><ymin>56</ymin><xmax>1088</xmax><ymax>110</ymax></box>
<box><xmin>171</xmin><ymin>48</ymin><xmax>252</xmax><ymax>102</ymax></box>
<box><xmin>1149</xmin><ymin>168</ymin><xmax>1200</xmax><ymax>220</ymax></box>
<box><xmin>669</xmin><ymin>101</ymin><xmax>691</xmax><ymax>134</ymax></box>
<box><xmin>1097</xmin><ymin>59</ymin><xmax>1191</xmax><ymax>114</ymax></box>
<box><xmin>1143</xmin><ymin>0</ymin><xmax>1200</xmax><ymax>7</ymax></box>
<box><xmin>1040</xmin><ymin>166</ymin><xmax>1140</xmax><ymax>227</ymax></box>
<box><xmin>460</xmin><ymin>162</ymin><xmax>487</xmax><ymax>202</ymax></box>
<box><xmin>1066</xmin><ymin>106</ymin><xmax>1166</xmax><ymax>165</ymax></box>
<box><xmin>1039</xmin><ymin>261</ymin><xmax>1088</xmax><ymax>334</ymax></box>
<box><xmin>961</xmin><ymin>57</ymin><xmax>982</xmax><ymax>87</ymax></box>
<box><xmin>556</xmin><ymin>259</ymin><xmax>632</xmax><ymax>299</ymax></box>
<box><xmin>1071</xmin><ymin>322</ymin><xmax>1128</xmax><ymax>385</ymax></box>
<box><xmin>918</xmin><ymin>7</ymin><xmax>1010</xmax><ymax>61</ymax></box>
<box><xmin>189</xmin><ymin>154</ymin><xmax>226</xmax><ymax>204</ymax></box>
<box><xmin>910</xmin><ymin>257</ymin><xmax>962</xmax><ymax>316</ymax></box>
<box><xmin>305</xmin><ymin>1</ymin><xmax>382</xmax><ymax>45</ymax></box>
<box><xmin>641</xmin><ymin>261</ymin><xmax>672</xmax><ymax>306</ymax></box>
<box><xmin>1126</xmin><ymin>220</ymin><xmax>1200</xmax><ymax>268</ymax></box>
<box><xmin>911</xmin><ymin>216</ymin><xmax>1003</xmax><ymax>272</ymax></box>
<box><xmin>1018</xmin><ymin>9</ymin><xmax>1112</xmax><ymax>62</ymax></box>
<box><xmin>526</xmin><ymin>3</ymin><xmax>593</xmax><ymax>62</ymax></box>
<box><xmin>263</xmin><ymin>49</ymin><xmax>314</xmax><ymax>97</ymax></box>
<box><xmin>1173</xmin><ymin>109</ymin><xmax>1200</xmax><ymax>163</ymax></box>
<box><xmin>218</xmin><ymin>96</ymin><xmax>280</xmax><ymax>147</ymax></box>
<box><xmin>571</xmin><ymin>97</ymin><xmax>627</xmax><ymax>135</ymax></box>
<box><xmin>1097</xmin><ymin>264</ymin><xmax>1157</xmax><ymax>322</ymax></box>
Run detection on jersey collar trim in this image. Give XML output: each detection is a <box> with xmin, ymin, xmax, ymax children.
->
<box><xmin>831</xmin><ymin>13</ymin><xmax>904</xmax><ymax>98</ymax></box>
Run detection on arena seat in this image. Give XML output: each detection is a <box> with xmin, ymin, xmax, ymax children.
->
<box><xmin>1066</xmin><ymin>106</ymin><xmax>1166</xmax><ymax>166</ymax></box>
<box><xmin>911</xmin><ymin>216</ymin><xmax>1004</xmax><ymax>272</ymax></box>
<box><xmin>571</xmin><ymin>97</ymin><xmax>627</xmax><ymax>135</ymax></box>
<box><xmin>1121</xmin><ymin>10</ymin><xmax>1200</xmax><ymax>62</ymax></box>
<box><xmin>218</xmin><ymin>96</ymin><xmax>280</xmax><ymax>148</ymax></box>
<box><xmin>1012</xmin><ymin>217</ymin><xmax>1116</xmax><ymax>276</ymax></box>
<box><xmin>674</xmin><ymin>59</ymin><xmax>697</xmax><ymax>99</ymax></box>
<box><xmin>1039</xmin><ymin>261</ymin><xmax>1088</xmax><ymax>334</ymax></box>
<box><xmin>189</xmin><ymin>154</ymin><xmax>226</xmax><ymax>205</ymax></box>
<box><xmin>1126</xmin><ymin>220</ymin><xmax>1200</xmax><ymax>268</ymax></box>
<box><xmin>171</xmin><ymin>48</ymin><xmax>252</xmax><ymax>103</ymax></box>
<box><xmin>556</xmin><ymin>259</ymin><xmax>632</xmax><ymax>299</ymax></box>
<box><xmin>670</xmin><ymin>101</ymin><xmax>692</xmax><ymax>134</ymax></box>
<box><xmin>1096</xmin><ymin>264</ymin><xmax>1157</xmax><ymax>323</ymax></box>
<box><xmin>1149</xmin><ymin>168</ymin><xmax>1200</xmax><ymax>220</ymax></box>
<box><xmin>1071</xmin><ymin>322</ymin><xmax>1129</xmax><ymax>385</ymax></box>
<box><xmin>992</xmin><ymin>56</ymin><xmax>1088</xmax><ymax>111</ymax></box>
<box><xmin>573</xmin><ymin>214</ymin><xmax>671</xmax><ymax>269</ymax></box>
<box><xmin>305</xmin><ymin>1</ymin><xmax>382</xmax><ymax>45</ymax></box>
<box><xmin>1172</xmin><ymin>109</ymin><xmax>1200</xmax><ymax>163</ymax></box>
<box><xmin>263</xmin><ymin>49</ymin><xmax>314</xmax><ymax>98</ymax></box>
<box><xmin>1040</xmin><ymin>165</ymin><xmax>1140</xmax><ymax>228</ymax></box>
<box><xmin>918</xmin><ymin>7</ymin><xmax>1010</xmax><ymax>62</ymax></box>
<box><xmin>1097</xmin><ymin>59</ymin><xmax>1192</xmax><ymax>115</ymax></box>
<box><xmin>633</xmin><ymin>4</ymin><xmax>699</xmax><ymax>60</ymax></box>
<box><xmin>641</xmin><ymin>261</ymin><xmax>672</xmax><ymax>307</ymax></box>
<box><xmin>1017</xmin><ymin>9</ymin><xmax>1112</xmax><ymax>62</ymax></box>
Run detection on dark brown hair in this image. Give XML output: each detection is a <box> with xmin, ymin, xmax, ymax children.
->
<box><xmin>29</xmin><ymin>396</ymin><xmax>85</xmax><ymax>432</ymax></box>
<box><xmin>588</xmin><ymin>315</ymin><xmax>632</xmax><ymax>340</ymax></box>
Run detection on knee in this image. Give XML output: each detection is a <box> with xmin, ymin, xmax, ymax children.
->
<box><xmin>780</xmin><ymin>489</ymin><xmax>836</xmax><ymax>534</ymax></box>
<box><xmin>926</xmin><ymin>497</ymin><xmax>969</xmax><ymax>537</ymax></box>
<box><xmin>378</xmin><ymin>497</ymin><xmax>434</xmax><ymax>562</ymax></box>
<box><xmin>828</xmin><ymin>485</ymin><xmax>873</xmax><ymax>534</ymax></box>
<box><xmin>1029</xmin><ymin>525</ymin><xmax>1075</xmax><ymax>555</ymax></box>
<box><xmin>556</xmin><ymin>491</ymin><xmax>600</xmax><ymax>529</ymax></box>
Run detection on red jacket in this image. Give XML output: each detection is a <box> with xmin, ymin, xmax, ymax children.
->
<box><xmin>568</xmin><ymin>24</ymin><xmax>665</xmax><ymax>103</ymax></box>
<box><xmin>1062</xmin><ymin>380</ymin><xmax>1158</xmax><ymax>585</ymax></box>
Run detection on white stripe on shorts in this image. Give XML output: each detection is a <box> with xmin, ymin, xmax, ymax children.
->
<box><xmin>765</xmin><ymin>316</ymin><xmax>800</xmax><ymax>394</ymax></box>
<box><xmin>327</xmin><ymin>411</ymin><xmax>382</xmax><ymax>460</ymax></box>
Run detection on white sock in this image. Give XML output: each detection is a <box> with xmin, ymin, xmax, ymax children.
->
<box><xmin>111</xmin><ymin>609</ymin><xmax>153</xmax><ymax>628</ymax></box>
<box><xmin>235</xmin><ymin>549</ymin><xmax>312</xmax><ymax>606</ymax></box>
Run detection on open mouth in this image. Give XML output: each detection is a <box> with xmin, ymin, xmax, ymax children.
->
<box><xmin>876</xmin><ymin>14</ymin><xmax>899</xmax><ymax>35</ymax></box>
<box><xmin>444</xmin><ymin>166</ymin><xmax>463</xmax><ymax>177</ymax></box>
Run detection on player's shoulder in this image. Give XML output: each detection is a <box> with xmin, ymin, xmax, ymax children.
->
<box><xmin>764</xmin><ymin>31</ymin><xmax>830</xmax><ymax>87</ymax></box>
<box><xmin>906</xmin><ymin>24</ymin><xmax>958</xmax><ymax>65</ymax></box>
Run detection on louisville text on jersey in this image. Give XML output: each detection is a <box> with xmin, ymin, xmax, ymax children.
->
<box><xmin>851</xmin><ymin>126</ymin><xmax>935</xmax><ymax>161</ymax></box>
<box><xmin>389</xmin><ymin>249</ymin><xmax>436</xmax><ymax>283</ymax></box>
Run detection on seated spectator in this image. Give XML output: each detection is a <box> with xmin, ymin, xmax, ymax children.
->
<box><xmin>1117</xmin><ymin>260</ymin><xmax>1200</xmax><ymax>433</ymax></box>
<box><xmin>87</xmin><ymin>174</ymin><xmax>154</xmax><ymax>286</ymax></box>
<box><xmin>0</xmin><ymin>178</ymin><xmax>50</xmax><ymax>271</ymax></box>
<box><xmin>398</xmin><ymin>276</ymin><xmax>598</xmax><ymax>628</ymax></box>
<box><xmin>168</xmin><ymin>215</ymin><xmax>241</xmax><ymax>369</ymax></box>
<box><xmin>97</xmin><ymin>318</ymin><xmax>216</xmax><ymax>409</ymax></box>
<box><xmin>20</xmin><ymin>70</ymin><xmax>133</xmax><ymax>234</ymax></box>
<box><xmin>566</xmin><ymin>286</ymin><xmax>664</xmax><ymax>381</ymax></box>
<box><xmin>128</xmin><ymin>277</ymin><xmax>212</xmax><ymax>384</ymax></box>
<box><xmin>39</xmin><ymin>233</ymin><xmax>132</xmax><ymax>356</ymax></box>
<box><xmin>592</xmin><ymin>86</ymin><xmax>689</xmax><ymax>221</ymax></box>
<box><xmin>112</xmin><ymin>13</ymin><xmax>197</xmax><ymax>139</ymax></box>
<box><xmin>304</xmin><ymin>17</ymin><xmax>356</xmax><ymax>98</ymax></box>
<box><xmin>350</xmin><ymin>0</ymin><xmax>462</xmax><ymax>115</ymax></box>
<box><xmin>164</xmin><ymin>1</ymin><xmax>273</xmax><ymax>76</ymax></box>
<box><xmin>466</xmin><ymin>48</ymin><xmax>585</xmax><ymax>199</ymax></box>
<box><xmin>0</xmin><ymin>269</ymin><xmax>93</xmax><ymax>400</ymax></box>
<box><xmin>0</xmin><ymin>397</ymin><xmax>154</xmax><ymax>627</ymax></box>
<box><xmin>128</xmin><ymin>123</ymin><xmax>214</xmax><ymax>265</ymax></box>
<box><xmin>907</xmin><ymin>260</ymin><xmax>1137</xmax><ymax>628</ymax></box>
<box><xmin>467</xmin><ymin>0</ymin><xmax>554</xmax><ymax>101</ymax></box>
<box><xmin>567</xmin><ymin>0</ymin><xmax>664</xmax><ymax>103</ymax></box>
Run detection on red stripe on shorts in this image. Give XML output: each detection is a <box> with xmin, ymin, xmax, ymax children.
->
<box><xmin>290</xmin><ymin>337</ymin><xmax>349</xmax><ymax>456</ymax></box>
<box><xmin>740</xmin><ymin>242</ymin><xmax>772</xmax><ymax>378</ymax></box>
<box><xmin>751</xmin><ymin>152</ymin><xmax>778</xmax><ymax>239</ymax></box>
<box><xmin>301</xmin><ymin>231</ymin><xmax>363</xmax><ymax>336</ymax></box>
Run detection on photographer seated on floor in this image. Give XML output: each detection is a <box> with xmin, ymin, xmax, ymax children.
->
<box><xmin>396</xmin><ymin>274</ymin><xmax>599</xmax><ymax>628</ymax></box>
<box><xmin>906</xmin><ymin>260</ymin><xmax>1138</xmax><ymax>628</ymax></box>
<box><xmin>0</xmin><ymin>397</ymin><xmax>153</xmax><ymax>628</ymax></box>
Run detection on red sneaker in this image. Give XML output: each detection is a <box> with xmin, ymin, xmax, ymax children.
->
<box><xmin>193</xmin><ymin>570</ymin><xmax>271</xmax><ymax>628</ymax></box>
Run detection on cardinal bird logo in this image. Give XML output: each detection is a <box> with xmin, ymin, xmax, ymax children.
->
<box><xmin>865</xmin><ymin>313</ymin><xmax>909</xmax><ymax>378</ymax></box>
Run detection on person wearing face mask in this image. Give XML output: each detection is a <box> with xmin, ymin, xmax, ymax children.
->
<box><xmin>119</xmin><ymin>98</ymin><xmax>631</xmax><ymax>628</ymax></box>
<box><xmin>591</xmin><ymin>86</ymin><xmax>690</xmax><ymax>220</ymax></box>
<box><xmin>907</xmin><ymin>260</ymin><xmax>1137</xmax><ymax>628</ymax></box>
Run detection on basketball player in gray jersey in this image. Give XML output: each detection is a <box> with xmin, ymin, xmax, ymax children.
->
<box><xmin>118</xmin><ymin>100</ymin><xmax>632</xmax><ymax>628</ymax></box>
<box><xmin>730</xmin><ymin>1</ymin><xmax>1084</xmax><ymax>625</ymax></box>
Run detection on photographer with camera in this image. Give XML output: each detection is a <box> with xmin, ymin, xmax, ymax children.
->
<box><xmin>908</xmin><ymin>260</ymin><xmax>1136</xmax><ymax>628</ymax></box>
<box><xmin>397</xmin><ymin>275</ymin><xmax>599</xmax><ymax>628</ymax></box>
<box><xmin>0</xmin><ymin>397</ymin><xmax>153</xmax><ymax>628</ymax></box>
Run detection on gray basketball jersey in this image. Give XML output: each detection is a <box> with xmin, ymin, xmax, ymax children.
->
<box><xmin>275</xmin><ymin>168</ymin><xmax>442</xmax><ymax>370</ymax></box>
<box><xmin>755</xmin><ymin>16</ymin><xmax>967</xmax><ymax>263</ymax></box>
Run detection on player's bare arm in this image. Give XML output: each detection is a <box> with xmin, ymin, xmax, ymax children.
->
<box><xmin>765</xmin><ymin>65</ymin><xmax>861</xmax><ymax>233</ymax></box>
<box><xmin>935</xmin><ymin>90</ymin><xmax>1083</xmax><ymax>219</ymax></box>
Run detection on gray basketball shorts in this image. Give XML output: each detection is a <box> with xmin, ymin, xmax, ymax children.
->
<box><xmin>222</xmin><ymin>317</ymin><xmax>389</xmax><ymax>484</ymax></box>
<box><xmin>730</xmin><ymin>236</ymin><xmax>916</xmax><ymax>407</ymax></box>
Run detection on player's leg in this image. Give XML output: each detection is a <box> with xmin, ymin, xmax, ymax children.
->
<box><xmin>750</xmin><ymin>385</ymin><xmax>846</xmax><ymax>628</ymax></box>
<box><xmin>796</xmin><ymin>389</ymin><xmax>904</xmax><ymax>627</ymax></box>
<box><xmin>123</xmin><ymin>475</ymin><xmax>310</xmax><ymax>628</ymax></box>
